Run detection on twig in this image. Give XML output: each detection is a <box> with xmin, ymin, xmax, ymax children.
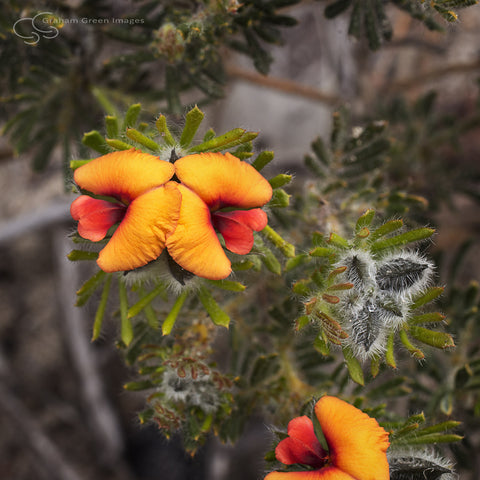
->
<box><xmin>385</xmin><ymin>37</ymin><xmax>446</xmax><ymax>54</ymax></box>
<box><xmin>0</xmin><ymin>199</ymin><xmax>72</xmax><ymax>244</ymax></box>
<box><xmin>226</xmin><ymin>64</ymin><xmax>341</xmax><ymax>106</ymax></box>
<box><xmin>386</xmin><ymin>60</ymin><xmax>480</xmax><ymax>93</ymax></box>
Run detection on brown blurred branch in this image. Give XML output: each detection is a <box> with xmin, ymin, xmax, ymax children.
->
<box><xmin>386</xmin><ymin>60</ymin><xmax>480</xmax><ymax>93</ymax></box>
<box><xmin>0</xmin><ymin>199</ymin><xmax>72</xmax><ymax>244</ymax></box>
<box><xmin>226</xmin><ymin>64</ymin><xmax>341</xmax><ymax>106</ymax></box>
<box><xmin>53</xmin><ymin>229</ymin><xmax>126</xmax><ymax>467</ymax></box>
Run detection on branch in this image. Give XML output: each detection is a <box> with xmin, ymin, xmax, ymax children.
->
<box><xmin>386</xmin><ymin>60</ymin><xmax>480</xmax><ymax>93</ymax></box>
<box><xmin>226</xmin><ymin>64</ymin><xmax>341</xmax><ymax>106</ymax></box>
<box><xmin>0</xmin><ymin>199</ymin><xmax>72</xmax><ymax>245</ymax></box>
<box><xmin>52</xmin><ymin>228</ymin><xmax>126</xmax><ymax>467</ymax></box>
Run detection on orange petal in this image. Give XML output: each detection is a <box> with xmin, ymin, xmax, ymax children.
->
<box><xmin>74</xmin><ymin>149</ymin><xmax>175</xmax><ymax>203</ymax></box>
<box><xmin>71</xmin><ymin>195</ymin><xmax>126</xmax><ymax>242</ymax></box>
<box><xmin>97</xmin><ymin>183</ymin><xmax>181</xmax><ymax>272</ymax></box>
<box><xmin>174</xmin><ymin>152</ymin><xmax>272</xmax><ymax>211</ymax></box>
<box><xmin>265</xmin><ymin>466</ymin><xmax>355</xmax><ymax>480</ymax></box>
<box><xmin>314</xmin><ymin>396</ymin><xmax>390</xmax><ymax>480</ymax></box>
<box><xmin>275</xmin><ymin>416</ymin><xmax>326</xmax><ymax>467</ymax></box>
<box><xmin>166</xmin><ymin>184</ymin><xmax>231</xmax><ymax>280</ymax></box>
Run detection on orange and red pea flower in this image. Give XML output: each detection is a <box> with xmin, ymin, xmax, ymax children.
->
<box><xmin>265</xmin><ymin>396</ymin><xmax>390</xmax><ymax>480</ymax></box>
<box><xmin>70</xmin><ymin>149</ymin><xmax>272</xmax><ymax>280</ymax></box>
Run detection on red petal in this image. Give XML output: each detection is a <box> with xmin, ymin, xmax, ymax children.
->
<box><xmin>70</xmin><ymin>195</ymin><xmax>126</xmax><ymax>242</ymax></box>
<box><xmin>212</xmin><ymin>209</ymin><xmax>267</xmax><ymax>255</ymax></box>
<box><xmin>276</xmin><ymin>416</ymin><xmax>326</xmax><ymax>468</ymax></box>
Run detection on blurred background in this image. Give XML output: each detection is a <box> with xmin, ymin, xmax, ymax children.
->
<box><xmin>1</xmin><ymin>1</ymin><xmax>480</xmax><ymax>479</ymax></box>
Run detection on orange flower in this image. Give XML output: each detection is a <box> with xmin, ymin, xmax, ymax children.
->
<box><xmin>71</xmin><ymin>149</ymin><xmax>272</xmax><ymax>280</ymax></box>
<box><xmin>167</xmin><ymin>152</ymin><xmax>272</xmax><ymax>279</ymax></box>
<box><xmin>70</xmin><ymin>149</ymin><xmax>181</xmax><ymax>273</ymax></box>
<box><xmin>265</xmin><ymin>396</ymin><xmax>390</xmax><ymax>480</ymax></box>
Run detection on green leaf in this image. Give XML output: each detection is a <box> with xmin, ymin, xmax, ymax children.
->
<box><xmin>410</xmin><ymin>312</ymin><xmax>445</xmax><ymax>325</ymax></box>
<box><xmin>105</xmin><ymin>115</ymin><xmax>119</xmax><ymax>138</ymax></box>
<box><xmin>128</xmin><ymin>283</ymin><xmax>167</xmax><ymax>319</ymax></box>
<box><xmin>155</xmin><ymin>115</ymin><xmax>176</xmax><ymax>146</ymax></box>
<box><xmin>119</xmin><ymin>280</ymin><xmax>133</xmax><ymax>346</ymax></box>
<box><xmin>206</xmin><ymin>279</ymin><xmax>246</xmax><ymax>292</ymax></box>
<box><xmin>124</xmin><ymin>103</ymin><xmax>142</xmax><ymax>128</ymax></box>
<box><xmin>105</xmin><ymin>138</ymin><xmax>133</xmax><ymax>151</ymax></box>
<box><xmin>310</xmin><ymin>246</ymin><xmax>334</xmax><ymax>257</ymax></box>
<box><xmin>399</xmin><ymin>329</ymin><xmax>425</xmax><ymax>359</ymax></box>
<box><xmin>365</xmin><ymin>5</ymin><xmax>381</xmax><ymax>50</ymax></box>
<box><xmin>328</xmin><ymin>232</ymin><xmax>349</xmax><ymax>249</ymax></box>
<box><xmin>269</xmin><ymin>189</ymin><xmax>290</xmax><ymax>208</ymax></box>
<box><xmin>408</xmin><ymin>325</ymin><xmax>455</xmax><ymax>349</ymax></box>
<box><xmin>344</xmin><ymin>121</ymin><xmax>388</xmax><ymax>151</ymax></box>
<box><xmin>257</xmin><ymin>245</ymin><xmax>281</xmax><ymax>274</ymax></box>
<box><xmin>124</xmin><ymin>380</ymin><xmax>155</xmax><ymax>391</ymax></box>
<box><xmin>304</xmin><ymin>154</ymin><xmax>325</xmax><ymax>177</ymax></box>
<box><xmin>261</xmin><ymin>225</ymin><xmax>295</xmax><ymax>257</ymax></box>
<box><xmin>144</xmin><ymin>303</ymin><xmax>159</xmax><ymax>330</ymax></box>
<box><xmin>355</xmin><ymin>209</ymin><xmax>376</xmax><ymax>231</ymax></box>
<box><xmin>369</xmin><ymin>219</ymin><xmax>404</xmax><ymax>242</ymax></box>
<box><xmin>296</xmin><ymin>315</ymin><xmax>310</xmax><ymax>330</ymax></box>
<box><xmin>292</xmin><ymin>280</ymin><xmax>311</xmax><ymax>296</ymax></box>
<box><xmin>70</xmin><ymin>160</ymin><xmax>92</xmax><ymax>170</ymax></box>
<box><xmin>180</xmin><ymin>105</ymin><xmax>204</xmax><ymax>147</ymax></box>
<box><xmin>82</xmin><ymin>131</ymin><xmax>110</xmax><ymax>154</ymax></box>
<box><xmin>285</xmin><ymin>254</ymin><xmax>310</xmax><ymax>272</ymax></box>
<box><xmin>314</xmin><ymin>334</ymin><xmax>330</xmax><ymax>355</ymax></box>
<box><xmin>162</xmin><ymin>290</ymin><xmax>188</xmax><ymax>335</ymax></box>
<box><xmin>92</xmin><ymin>274</ymin><xmax>112</xmax><ymax>341</ymax></box>
<box><xmin>371</xmin><ymin>356</ymin><xmax>380</xmax><ymax>377</ymax></box>
<box><xmin>411</xmin><ymin>287</ymin><xmax>444</xmax><ymax>309</ymax></box>
<box><xmin>91</xmin><ymin>87</ymin><xmax>117</xmax><ymax>116</ymax></box>
<box><xmin>126</xmin><ymin>128</ymin><xmax>160</xmax><ymax>151</ymax></box>
<box><xmin>203</xmin><ymin>128</ymin><xmax>216</xmax><ymax>142</ymax></box>
<box><xmin>417</xmin><ymin>421</ymin><xmax>461</xmax><ymax>436</ymax></box>
<box><xmin>343</xmin><ymin>346</ymin><xmax>364</xmax><ymax>385</ymax></box>
<box><xmin>76</xmin><ymin>269</ymin><xmax>107</xmax><ymax>307</ymax></box>
<box><xmin>324</xmin><ymin>0</ymin><xmax>353</xmax><ymax>18</ymax></box>
<box><xmin>198</xmin><ymin>286</ymin><xmax>230</xmax><ymax>328</ymax></box>
<box><xmin>348</xmin><ymin>0</ymin><xmax>363</xmax><ymax>40</ymax></box>
<box><xmin>68</xmin><ymin>250</ymin><xmax>99</xmax><ymax>261</ymax></box>
<box><xmin>269</xmin><ymin>174</ymin><xmax>292</xmax><ymax>189</ymax></box>
<box><xmin>385</xmin><ymin>331</ymin><xmax>396</xmax><ymax>368</ymax></box>
<box><xmin>406</xmin><ymin>433</ymin><xmax>463</xmax><ymax>445</ymax></box>
<box><xmin>371</xmin><ymin>228</ymin><xmax>435</xmax><ymax>252</ymax></box>
<box><xmin>250</xmin><ymin>354</ymin><xmax>279</xmax><ymax>386</ymax></box>
<box><xmin>311</xmin><ymin>136</ymin><xmax>331</xmax><ymax>165</ymax></box>
<box><xmin>189</xmin><ymin>128</ymin><xmax>258</xmax><ymax>153</ymax></box>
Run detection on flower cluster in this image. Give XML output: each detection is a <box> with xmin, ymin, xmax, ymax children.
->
<box><xmin>333</xmin><ymin>249</ymin><xmax>434</xmax><ymax>359</ymax></box>
<box><xmin>161</xmin><ymin>368</ymin><xmax>220</xmax><ymax>413</ymax></box>
<box><xmin>265</xmin><ymin>395</ymin><xmax>390</xmax><ymax>480</ymax></box>
<box><xmin>70</xmin><ymin>149</ymin><xmax>272</xmax><ymax>281</ymax></box>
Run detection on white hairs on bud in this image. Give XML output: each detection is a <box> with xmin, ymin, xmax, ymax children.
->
<box><xmin>388</xmin><ymin>449</ymin><xmax>456</xmax><ymax>480</ymax></box>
